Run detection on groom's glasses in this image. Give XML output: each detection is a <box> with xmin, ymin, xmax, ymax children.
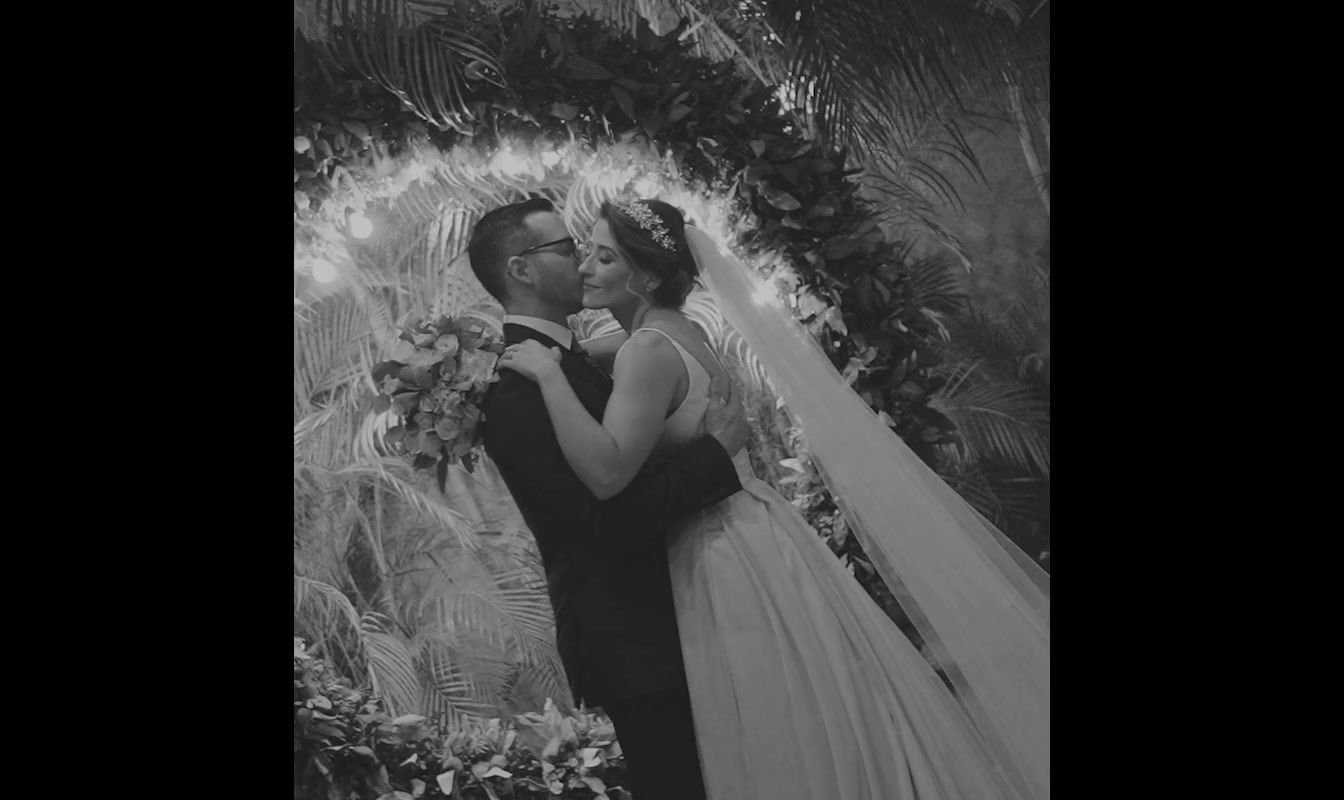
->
<box><xmin>517</xmin><ymin>236</ymin><xmax>588</xmax><ymax>260</ymax></box>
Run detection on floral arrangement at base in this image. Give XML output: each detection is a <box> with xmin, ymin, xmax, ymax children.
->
<box><xmin>296</xmin><ymin>640</ymin><xmax>629</xmax><ymax>800</ymax></box>
<box><xmin>372</xmin><ymin>309</ymin><xmax>505</xmax><ymax>487</ymax></box>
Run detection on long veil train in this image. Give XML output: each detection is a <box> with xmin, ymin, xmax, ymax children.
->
<box><xmin>686</xmin><ymin>226</ymin><xmax>1050</xmax><ymax>799</ymax></box>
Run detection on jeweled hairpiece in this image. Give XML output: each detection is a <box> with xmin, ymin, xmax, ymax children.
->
<box><xmin>613</xmin><ymin>198</ymin><xmax>677</xmax><ymax>252</ymax></box>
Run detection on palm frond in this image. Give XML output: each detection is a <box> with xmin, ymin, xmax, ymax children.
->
<box><xmin>929</xmin><ymin>364</ymin><xmax>1049</xmax><ymax>476</ymax></box>
<box><xmin>681</xmin><ymin>290</ymin><xmax>775</xmax><ymax>393</ymax></box>
<box><xmin>905</xmin><ymin>254</ymin><xmax>968</xmax><ymax>315</ymax></box>
<box><xmin>295</xmin><ymin>576</ymin><xmax>370</xmax><ymax>680</ymax></box>
<box><xmin>336</xmin><ymin>460</ymin><xmax>481</xmax><ymax>552</ymax></box>
<box><xmin>503</xmin><ymin>662</ymin><xmax>574</xmax><ymax>714</ymax></box>
<box><xmin>296</xmin><ymin>0</ymin><xmax>506</xmax><ymax>132</ymax></box>
<box><xmin>419</xmin><ymin>637</ymin><xmax>506</xmax><ymax>728</ymax></box>
<box><xmin>936</xmin><ymin>460</ymin><xmax>1003</xmax><ymax>523</ymax></box>
<box><xmin>362</xmin><ymin>613</ymin><xmax>423</xmax><ymax>715</ymax></box>
<box><xmin>941</xmin><ymin>295</ymin><xmax>1047</xmax><ymax>389</ymax></box>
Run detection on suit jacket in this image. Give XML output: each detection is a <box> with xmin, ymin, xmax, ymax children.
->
<box><xmin>481</xmin><ymin>322</ymin><xmax>742</xmax><ymax>708</ymax></box>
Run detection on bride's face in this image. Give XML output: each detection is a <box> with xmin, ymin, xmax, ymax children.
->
<box><xmin>579</xmin><ymin>219</ymin><xmax>651</xmax><ymax>310</ymax></box>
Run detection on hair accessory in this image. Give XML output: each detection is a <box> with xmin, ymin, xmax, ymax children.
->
<box><xmin>614</xmin><ymin>198</ymin><xmax>677</xmax><ymax>252</ymax></box>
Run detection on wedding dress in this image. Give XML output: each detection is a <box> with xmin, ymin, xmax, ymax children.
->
<box><xmin>619</xmin><ymin>325</ymin><xmax>1026</xmax><ymax>799</ymax></box>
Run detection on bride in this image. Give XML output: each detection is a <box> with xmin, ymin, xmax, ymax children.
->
<box><xmin>497</xmin><ymin>198</ymin><xmax>1048</xmax><ymax>799</ymax></box>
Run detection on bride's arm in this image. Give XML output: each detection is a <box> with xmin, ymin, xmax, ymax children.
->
<box><xmin>532</xmin><ymin>333</ymin><xmax>680</xmax><ymax>500</ymax></box>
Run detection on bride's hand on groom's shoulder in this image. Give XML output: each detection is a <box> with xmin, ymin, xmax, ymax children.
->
<box><xmin>498</xmin><ymin>340</ymin><xmax>562</xmax><ymax>383</ymax></box>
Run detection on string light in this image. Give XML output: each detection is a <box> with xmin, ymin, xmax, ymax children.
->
<box><xmin>349</xmin><ymin>211</ymin><xmax>373</xmax><ymax>239</ymax></box>
<box><xmin>633</xmin><ymin>175</ymin><xmax>661</xmax><ymax>197</ymax></box>
<box><xmin>493</xmin><ymin>148</ymin><xmax>531</xmax><ymax>175</ymax></box>
<box><xmin>312</xmin><ymin>258</ymin><xmax>338</xmax><ymax>284</ymax></box>
<box><xmin>751</xmin><ymin>280</ymin><xmax>780</xmax><ymax>307</ymax></box>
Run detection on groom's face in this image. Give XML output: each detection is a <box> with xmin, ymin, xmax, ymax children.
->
<box><xmin>518</xmin><ymin>211</ymin><xmax>584</xmax><ymax>313</ymax></box>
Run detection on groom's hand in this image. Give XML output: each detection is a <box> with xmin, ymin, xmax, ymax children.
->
<box><xmin>702</xmin><ymin>376</ymin><xmax>749</xmax><ymax>455</ymax></box>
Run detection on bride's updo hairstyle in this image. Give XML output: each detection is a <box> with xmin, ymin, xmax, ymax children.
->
<box><xmin>599</xmin><ymin>198</ymin><xmax>699</xmax><ymax>308</ymax></box>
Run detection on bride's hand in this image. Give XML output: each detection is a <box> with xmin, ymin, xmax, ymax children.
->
<box><xmin>498</xmin><ymin>340</ymin><xmax>563</xmax><ymax>383</ymax></box>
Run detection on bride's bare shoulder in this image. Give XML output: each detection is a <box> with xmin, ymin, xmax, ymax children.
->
<box><xmin>615</xmin><ymin>326</ymin><xmax>680</xmax><ymax>369</ymax></box>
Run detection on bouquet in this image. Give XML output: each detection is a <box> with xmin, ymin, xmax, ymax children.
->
<box><xmin>372</xmin><ymin>310</ymin><xmax>505</xmax><ymax>485</ymax></box>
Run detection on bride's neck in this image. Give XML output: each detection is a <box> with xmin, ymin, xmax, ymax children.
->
<box><xmin>613</xmin><ymin>301</ymin><xmax>656</xmax><ymax>333</ymax></box>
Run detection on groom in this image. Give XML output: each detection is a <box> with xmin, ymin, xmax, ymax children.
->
<box><xmin>468</xmin><ymin>198</ymin><xmax>746</xmax><ymax>800</ymax></box>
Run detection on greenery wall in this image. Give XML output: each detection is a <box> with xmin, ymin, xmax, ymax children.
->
<box><xmin>294</xmin><ymin>0</ymin><xmax>1049</xmax><ymax>735</ymax></box>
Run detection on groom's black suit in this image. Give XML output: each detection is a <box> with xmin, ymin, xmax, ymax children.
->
<box><xmin>481</xmin><ymin>322</ymin><xmax>741</xmax><ymax>800</ymax></box>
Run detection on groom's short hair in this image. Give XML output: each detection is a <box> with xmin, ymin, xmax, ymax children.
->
<box><xmin>468</xmin><ymin>197</ymin><xmax>557</xmax><ymax>301</ymax></box>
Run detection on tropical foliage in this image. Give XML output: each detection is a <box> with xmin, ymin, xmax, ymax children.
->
<box><xmin>293</xmin><ymin>0</ymin><xmax>1049</xmax><ymax>735</ymax></box>
<box><xmin>296</xmin><ymin>639</ymin><xmax>631</xmax><ymax>799</ymax></box>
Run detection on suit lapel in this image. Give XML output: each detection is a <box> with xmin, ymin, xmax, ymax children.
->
<box><xmin>504</xmin><ymin>323</ymin><xmax>611</xmax><ymax>396</ymax></box>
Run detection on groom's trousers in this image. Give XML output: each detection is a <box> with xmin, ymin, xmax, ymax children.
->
<box><xmin>603</xmin><ymin>682</ymin><xmax>708</xmax><ymax>800</ymax></box>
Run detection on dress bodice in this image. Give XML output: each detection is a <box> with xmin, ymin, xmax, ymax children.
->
<box><xmin>617</xmin><ymin>326</ymin><xmax>754</xmax><ymax>483</ymax></box>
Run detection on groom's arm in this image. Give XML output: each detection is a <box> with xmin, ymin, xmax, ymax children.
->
<box><xmin>483</xmin><ymin>378</ymin><xmax>741</xmax><ymax>558</ymax></box>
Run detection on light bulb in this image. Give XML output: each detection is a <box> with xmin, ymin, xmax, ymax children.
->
<box><xmin>495</xmin><ymin>149</ymin><xmax>530</xmax><ymax>175</ymax></box>
<box><xmin>349</xmin><ymin>212</ymin><xmax>373</xmax><ymax>239</ymax></box>
<box><xmin>312</xmin><ymin>259</ymin><xmax>337</xmax><ymax>284</ymax></box>
<box><xmin>752</xmin><ymin>280</ymin><xmax>780</xmax><ymax>308</ymax></box>
<box><xmin>633</xmin><ymin>176</ymin><xmax>660</xmax><ymax>197</ymax></box>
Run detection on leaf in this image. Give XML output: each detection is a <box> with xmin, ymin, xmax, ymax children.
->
<box><xmin>294</xmin><ymin>136</ymin><xmax>312</xmax><ymax>154</ymax></box>
<box><xmin>565</xmin><ymin>55</ymin><xmax>614</xmax><ymax>81</ymax></box>
<box><xmin>407</xmin><ymin>349</ymin><xmax>446</xmax><ymax>368</ymax></box>
<box><xmin>436</xmin><ymin>771</ymin><xmax>455</xmax><ymax>794</ymax></box>
<box><xmin>743</xmin><ymin>161</ymin><xmax>774</xmax><ymax>185</ymax></box>
<box><xmin>411</xmin><ymin>779</ymin><xmax>426</xmax><ymax>798</ymax></box>
<box><xmin>750</xmin><ymin>139</ymin><xmax>766</xmax><ymax>157</ymax></box>
<box><xmin>412</xmin><ymin>365</ymin><xmax>435</xmax><ymax>389</ymax></box>
<box><xmin>760</xmin><ymin>185</ymin><xmax>801</xmax><ymax>211</ymax></box>
<box><xmin>392</xmin><ymin>392</ymin><xmax>422</xmax><ymax>416</ymax></box>
<box><xmin>420</xmin><ymin>432</ymin><xmax>443</xmax><ymax>456</ymax></box>
<box><xmin>313</xmin><ymin>722</ymin><xmax>344</xmax><ymax>738</ymax></box>
<box><xmin>343</xmin><ymin>120</ymin><xmax>371</xmax><ymax>140</ymax></box>
<box><xmin>484</xmin><ymin>767</ymin><xmax>513</xmax><ymax>779</ymax></box>
<box><xmin>819</xmin><ymin>306</ymin><xmax>847</xmax><ymax>335</ymax></box>
<box><xmin>372</xmin><ymin>361</ymin><xmax>402</xmax><ymax>383</ymax></box>
<box><xmin>823</xmin><ymin>237</ymin><xmax>861</xmax><ymax>260</ymax></box>
<box><xmin>548</xmin><ymin>102</ymin><xmax>581</xmax><ymax>120</ymax></box>
<box><xmin>667</xmin><ymin>104</ymin><xmax>693</xmax><ymax>124</ymax></box>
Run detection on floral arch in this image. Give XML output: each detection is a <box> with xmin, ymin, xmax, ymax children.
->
<box><xmin>293</xmin><ymin>2</ymin><xmax>1044</xmax><ymax>753</ymax></box>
